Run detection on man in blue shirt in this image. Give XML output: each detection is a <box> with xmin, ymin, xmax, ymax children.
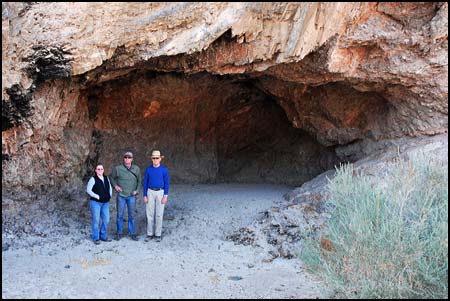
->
<box><xmin>143</xmin><ymin>150</ymin><xmax>170</xmax><ymax>242</ymax></box>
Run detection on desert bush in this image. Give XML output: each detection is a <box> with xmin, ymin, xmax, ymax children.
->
<box><xmin>300</xmin><ymin>153</ymin><xmax>448</xmax><ymax>299</ymax></box>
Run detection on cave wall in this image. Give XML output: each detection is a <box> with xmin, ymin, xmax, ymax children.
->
<box><xmin>86</xmin><ymin>72</ymin><xmax>221</xmax><ymax>183</ymax></box>
<box><xmin>2</xmin><ymin>2</ymin><xmax>447</xmax><ymax>197</ymax></box>
<box><xmin>83</xmin><ymin>71</ymin><xmax>338</xmax><ymax>186</ymax></box>
<box><xmin>2</xmin><ymin>79</ymin><xmax>90</xmax><ymax>192</ymax></box>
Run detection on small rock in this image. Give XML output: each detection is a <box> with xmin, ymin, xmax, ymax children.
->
<box><xmin>2</xmin><ymin>243</ymin><xmax>10</xmax><ymax>251</ymax></box>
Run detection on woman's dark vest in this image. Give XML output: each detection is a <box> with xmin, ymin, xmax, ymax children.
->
<box><xmin>91</xmin><ymin>175</ymin><xmax>111</xmax><ymax>203</ymax></box>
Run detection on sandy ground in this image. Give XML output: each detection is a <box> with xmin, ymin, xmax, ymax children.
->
<box><xmin>2</xmin><ymin>184</ymin><xmax>331</xmax><ymax>299</ymax></box>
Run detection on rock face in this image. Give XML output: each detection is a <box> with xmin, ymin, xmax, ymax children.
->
<box><xmin>2</xmin><ymin>2</ymin><xmax>448</xmax><ymax>199</ymax></box>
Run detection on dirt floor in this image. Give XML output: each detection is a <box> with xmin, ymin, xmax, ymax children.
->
<box><xmin>2</xmin><ymin>184</ymin><xmax>331</xmax><ymax>299</ymax></box>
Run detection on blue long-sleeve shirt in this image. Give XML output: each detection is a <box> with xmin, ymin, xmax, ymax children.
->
<box><xmin>143</xmin><ymin>165</ymin><xmax>170</xmax><ymax>197</ymax></box>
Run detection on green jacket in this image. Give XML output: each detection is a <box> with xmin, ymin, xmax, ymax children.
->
<box><xmin>109</xmin><ymin>164</ymin><xmax>142</xmax><ymax>197</ymax></box>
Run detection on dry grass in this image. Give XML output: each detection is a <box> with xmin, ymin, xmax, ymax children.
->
<box><xmin>300</xmin><ymin>153</ymin><xmax>448</xmax><ymax>299</ymax></box>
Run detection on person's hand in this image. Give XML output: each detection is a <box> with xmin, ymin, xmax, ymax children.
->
<box><xmin>143</xmin><ymin>196</ymin><xmax>148</xmax><ymax>204</ymax></box>
<box><xmin>131</xmin><ymin>190</ymin><xmax>138</xmax><ymax>196</ymax></box>
<box><xmin>115</xmin><ymin>185</ymin><xmax>122</xmax><ymax>192</ymax></box>
<box><xmin>162</xmin><ymin>195</ymin><xmax>168</xmax><ymax>205</ymax></box>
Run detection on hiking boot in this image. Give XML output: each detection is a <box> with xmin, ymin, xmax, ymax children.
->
<box><xmin>100</xmin><ymin>238</ymin><xmax>112</xmax><ymax>242</ymax></box>
<box><xmin>144</xmin><ymin>235</ymin><xmax>154</xmax><ymax>242</ymax></box>
<box><xmin>114</xmin><ymin>233</ymin><xmax>122</xmax><ymax>241</ymax></box>
<box><xmin>130</xmin><ymin>234</ymin><xmax>139</xmax><ymax>241</ymax></box>
<box><xmin>94</xmin><ymin>240</ymin><xmax>101</xmax><ymax>245</ymax></box>
<box><xmin>155</xmin><ymin>236</ymin><xmax>162</xmax><ymax>242</ymax></box>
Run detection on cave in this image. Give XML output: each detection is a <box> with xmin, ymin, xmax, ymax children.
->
<box><xmin>2</xmin><ymin>42</ymin><xmax>419</xmax><ymax>193</ymax></box>
<box><xmin>2</xmin><ymin>2</ymin><xmax>446</xmax><ymax>200</ymax></box>
<box><xmin>80</xmin><ymin>70</ymin><xmax>342</xmax><ymax>186</ymax></box>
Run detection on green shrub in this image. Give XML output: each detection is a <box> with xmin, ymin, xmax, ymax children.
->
<box><xmin>300</xmin><ymin>153</ymin><xmax>448</xmax><ymax>299</ymax></box>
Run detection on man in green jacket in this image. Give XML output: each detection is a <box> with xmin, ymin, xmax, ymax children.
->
<box><xmin>109</xmin><ymin>151</ymin><xmax>142</xmax><ymax>241</ymax></box>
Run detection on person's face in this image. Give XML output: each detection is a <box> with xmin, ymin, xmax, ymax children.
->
<box><xmin>95</xmin><ymin>165</ymin><xmax>104</xmax><ymax>176</ymax></box>
<box><xmin>151</xmin><ymin>156</ymin><xmax>161</xmax><ymax>166</ymax></box>
<box><xmin>123</xmin><ymin>156</ymin><xmax>133</xmax><ymax>164</ymax></box>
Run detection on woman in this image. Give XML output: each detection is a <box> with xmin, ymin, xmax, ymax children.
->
<box><xmin>86</xmin><ymin>164</ymin><xmax>112</xmax><ymax>244</ymax></box>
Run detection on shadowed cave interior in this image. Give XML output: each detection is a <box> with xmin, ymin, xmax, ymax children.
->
<box><xmin>81</xmin><ymin>70</ymin><xmax>343</xmax><ymax>186</ymax></box>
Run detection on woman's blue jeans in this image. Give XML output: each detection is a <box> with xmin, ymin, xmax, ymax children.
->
<box><xmin>89</xmin><ymin>200</ymin><xmax>110</xmax><ymax>241</ymax></box>
<box><xmin>116</xmin><ymin>195</ymin><xmax>136</xmax><ymax>235</ymax></box>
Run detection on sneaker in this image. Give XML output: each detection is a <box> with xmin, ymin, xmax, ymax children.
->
<box><xmin>94</xmin><ymin>240</ymin><xmax>101</xmax><ymax>245</ymax></box>
<box><xmin>155</xmin><ymin>236</ymin><xmax>162</xmax><ymax>242</ymax></box>
<box><xmin>114</xmin><ymin>234</ymin><xmax>122</xmax><ymax>241</ymax></box>
<box><xmin>144</xmin><ymin>235</ymin><xmax>154</xmax><ymax>242</ymax></box>
<box><xmin>130</xmin><ymin>234</ymin><xmax>139</xmax><ymax>241</ymax></box>
<box><xmin>100</xmin><ymin>238</ymin><xmax>112</xmax><ymax>242</ymax></box>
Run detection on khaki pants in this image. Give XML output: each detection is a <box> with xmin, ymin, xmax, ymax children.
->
<box><xmin>146</xmin><ymin>189</ymin><xmax>165</xmax><ymax>236</ymax></box>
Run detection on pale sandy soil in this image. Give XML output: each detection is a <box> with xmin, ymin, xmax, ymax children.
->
<box><xmin>2</xmin><ymin>184</ymin><xmax>331</xmax><ymax>299</ymax></box>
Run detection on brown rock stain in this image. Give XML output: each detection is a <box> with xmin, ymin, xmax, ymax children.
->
<box><xmin>143</xmin><ymin>100</ymin><xmax>161</xmax><ymax>118</ymax></box>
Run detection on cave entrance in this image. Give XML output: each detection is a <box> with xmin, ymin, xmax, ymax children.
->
<box><xmin>82</xmin><ymin>71</ymin><xmax>340</xmax><ymax>186</ymax></box>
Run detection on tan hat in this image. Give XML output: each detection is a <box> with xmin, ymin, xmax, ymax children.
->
<box><xmin>151</xmin><ymin>150</ymin><xmax>164</xmax><ymax>159</ymax></box>
<box><xmin>124</xmin><ymin>151</ymin><xmax>133</xmax><ymax>158</ymax></box>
